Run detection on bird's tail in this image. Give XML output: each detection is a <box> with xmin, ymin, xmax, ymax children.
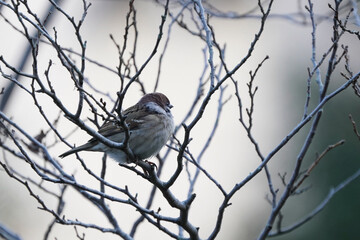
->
<box><xmin>59</xmin><ymin>144</ymin><xmax>92</xmax><ymax>158</ymax></box>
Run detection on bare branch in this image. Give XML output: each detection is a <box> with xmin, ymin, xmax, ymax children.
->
<box><xmin>1</xmin><ymin>0</ymin><xmax>359</xmax><ymax>239</ymax></box>
<box><xmin>292</xmin><ymin>139</ymin><xmax>345</xmax><ymax>193</ymax></box>
<box><xmin>349</xmin><ymin>114</ymin><xmax>360</xmax><ymax>141</ymax></box>
<box><xmin>268</xmin><ymin>167</ymin><xmax>360</xmax><ymax>237</ymax></box>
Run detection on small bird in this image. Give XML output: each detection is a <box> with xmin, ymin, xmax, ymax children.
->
<box><xmin>59</xmin><ymin>92</ymin><xmax>174</xmax><ymax>164</ymax></box>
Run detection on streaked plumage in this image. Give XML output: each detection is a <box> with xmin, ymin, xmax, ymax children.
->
<box><xmin>59</xmin><ymin>93</ymin><xmax>174</xmax><ymax>163</ymax></box>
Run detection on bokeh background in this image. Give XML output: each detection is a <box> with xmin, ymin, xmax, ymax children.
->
<box><xmin>0</xmin><ymin>0</ymin><xmax>359</xmax><ymax>239</ymax></box>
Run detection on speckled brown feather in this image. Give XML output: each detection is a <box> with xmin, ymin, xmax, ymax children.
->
<box><xmin>90</xmin><ymin>93</ymin><xmax>170</xmax><ymax>141</ymax></box>
<box><xmin>59</xmin><ymin>93</ymin><xmax>173</xmax><ymax>159</ymax></box>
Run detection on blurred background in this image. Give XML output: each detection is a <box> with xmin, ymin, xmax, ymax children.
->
<box><xmin>0</xmin><ymin>0</ymin><xmax>359</xmax><ymax>239</ymax></box>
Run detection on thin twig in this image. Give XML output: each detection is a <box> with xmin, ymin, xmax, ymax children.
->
<box><xmin>292</xmin><ymin>139</ymin><xmax>345</xmax><ymax>193</ymax></box>
<box><xmin>268</xmin><ymin>167</ymin><xmax>360</xmax><ymax>237</ymax></box>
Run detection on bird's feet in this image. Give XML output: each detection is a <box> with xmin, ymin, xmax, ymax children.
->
<box><xmin>144</xmin><ymin>160</ymin><xmax>157</xmax><ymax>171</ymax></box>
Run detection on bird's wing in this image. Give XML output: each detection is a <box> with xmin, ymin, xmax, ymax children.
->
<box><xmin>88</xmin><ymin>104</ymin><xmax>150</xmax><ymax>142</ymax></box>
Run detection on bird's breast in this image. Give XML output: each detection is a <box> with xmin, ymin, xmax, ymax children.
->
<box><xmin>129</xmin><ymin>114</ymin><xmax>174</xmax><ymax>159</ymax></box>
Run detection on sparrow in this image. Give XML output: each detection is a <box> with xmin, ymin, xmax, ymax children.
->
<box><xmin>59</xmin><ymin>92</ymin><xmax>174</xmax><ymax>164</ymax></box>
